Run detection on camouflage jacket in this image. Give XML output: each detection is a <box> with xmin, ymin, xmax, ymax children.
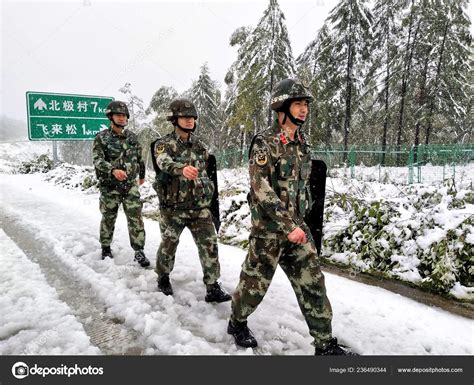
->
<box><xmin>92</xmin><ymin>127</ymin><xmax>145</xmax><ymax>194</ymax></box>
<box><xmin>153</xmin><ymin>131</ymin><xmax>214</xmax><ymax>210</ymax></box>
<box><xmin>248</xmin><ymin>122</ymin><xmax>313</xmax><ymax>239</ymax></box>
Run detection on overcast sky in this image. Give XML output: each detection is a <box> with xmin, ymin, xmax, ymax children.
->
<box><xmin>1</xmin><ymin>0</ymin><xmax>472</xmax><ymax>122</ymax></box>
<box><xmin>1</xmin><ymin>0</ymin><xmax>340</xmax><ymax>121</ymax></box>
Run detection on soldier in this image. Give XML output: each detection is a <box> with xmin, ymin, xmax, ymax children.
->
<box><xmin>227</xmin><ymin>79</ymin><xmax>353</xmax><ymax>355</ymax></box>
<box><xmin>92</xmin><ymin>100</ymin><xmax>150</xmax><ymax>268</ymax></box>
<box><xmin>151</xmin><ymin>99</ymin><xmax>231</xmax><ymax>303</ymax></box>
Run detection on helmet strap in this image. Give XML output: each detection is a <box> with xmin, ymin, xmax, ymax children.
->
<box><xmin>173</xmin><ymin>118</ymin><xmax>196</xmax><ymax>133</ymax></box>
<box><xmin>179</xmin><ymin>125</ymin><xmax>195</xmax><ymax>133</ymax></box>
<box><xmin>280</xmin><ymin>105</ymin><xmax>304</xmax><ymax>127</ymax></box>
<box><xmin>110</xmin><ymin>117</ymin><xmax>126</xmax><ymax>129</ymax></box>
<box><xmin>287</xmin><ymin>112</ymin><xmax>305</xmax><ymax>126</ymax></box>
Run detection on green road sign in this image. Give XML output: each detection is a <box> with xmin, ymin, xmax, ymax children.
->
<box><xmin>26</xmin><ymin>91</ymin><xmax>114</xmax><ymax>140</ymax></box>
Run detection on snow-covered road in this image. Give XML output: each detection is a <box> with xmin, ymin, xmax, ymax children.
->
<box><xmin>0</xmin><ymin>174</ymin><xmax>472</xmax><ymax>355</ymax></box>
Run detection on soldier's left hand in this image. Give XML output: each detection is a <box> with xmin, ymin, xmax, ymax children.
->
<box><xmin>138</xmin><ymin>178</ymin><xmax>145</xmax><ymax>185</ymax></box>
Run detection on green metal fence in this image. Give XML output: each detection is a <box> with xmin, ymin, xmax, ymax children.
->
<box><xmin>215</xmin><ymin>144</ymin><xmax>474</xmax><ymax>187</ymax></box>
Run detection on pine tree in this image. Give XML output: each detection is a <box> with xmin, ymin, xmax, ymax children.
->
<box><xmin>366</xmin><ymin>0</ymin><xmax>405</xmax><ymax>163</ymax></box>
<box><xmin>142</xmin><ymin>86</ymin><xmax>179</xmax><ymax>168</ymax></box>
<box><xmin>146</xmin><ymin>85</ymin><xmax>178</xmax><ymax>137</ymax></box>
<box><xmin>118</xmin><ymin>83</ymin><xmax>146</xmax><ymax>132</ymax></box>
<box><xmin>297</xmin><ymin>24</ymin><xmax>345</xmax><ymax>146</ymax></box>
<box><xmin>189</xmin><ymin>63</ymin><xmax>222</xmax><ymax>152</ymax></box>
<box><xmin>327</xmin><ymin>0</ymin><xmax>373</xmax><ymax>155</ymax></box>
<box><xmin>392</xmin><ymin>0</ymin><xmax>471</xmax><ymax>158</ymax></box>
<box><xmin>224</xmin><ymin>0</ymin><xmax>295</xmax><ymax>150</ymax></box>
<box><xmin>394</xmin><ymin>0</ymin><xmax>424</xmax><ymax>159</ymax></box>
<box><xmin>421</xmin><ymin>0</ymin><xmax>472</xmax><ymax>144</ymax></box>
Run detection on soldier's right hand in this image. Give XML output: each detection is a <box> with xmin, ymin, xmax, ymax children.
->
<box><xmin>182</xmin><ymin>165</ymin><xmax>198</xmax><ymax>180</ymax></box>
<box><xmin>287</xmin><ymin>227</ymin><xmax>307</xmax><ymax>244</ymax></box>
<box><xmin>112</xmin><ymin>169</ymin><xmax>128</xmax><ymax>181</ymax></box>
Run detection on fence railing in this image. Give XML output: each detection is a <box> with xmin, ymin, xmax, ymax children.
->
<box><xmin>215</xmin><ymin>144</ymin><xmax>474</xmax><ymax>186</ymax></box>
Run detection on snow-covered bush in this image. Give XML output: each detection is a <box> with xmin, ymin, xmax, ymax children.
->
<box><xmin>217</xmin><ymin>168</ymin><xmax>251</xmax><ymax>247</ymax></box>
<box><xmin>42</xmin><ymin>163</ymin><xmax>98</xmax><ymax>192</ymax></box>
<box><xmin>323</xmin><ymin>181</ymin><xmax>473</xmax><ymax>296</ymax></box>
<box><xmin>18</xmin><ymin>154</ymin><xmax>53</xmax><ymax>174</ymax></box>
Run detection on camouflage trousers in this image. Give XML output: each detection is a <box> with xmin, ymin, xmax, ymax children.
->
<box><xmin>99</xmin><ymin>186</ymin><xmax>145</xmax><ymax>251</ymax></box>
<box><xmin>156</xmin><ymin>208</ymin><xmax>220</xmax><ymax>285</ymax></box>
<box><xmin>231</xmin><ymin>236</ymin><xmax>333</xmax><ymax>349</ymax></box>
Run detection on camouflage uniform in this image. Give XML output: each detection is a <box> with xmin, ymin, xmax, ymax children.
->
<box><xmin>230</xmin><ymin>121</ymin><xmax>334</xmax><ymax>350</ymax></box>
<box><xmin>153</xmin><ymin>131</ymin><xmax>220</xmax><ymax>285</ymax></box>
<box><xmin>93</xmin><ymin>127</ymin><xmax>146</xmax><ymax>251</ymax></box>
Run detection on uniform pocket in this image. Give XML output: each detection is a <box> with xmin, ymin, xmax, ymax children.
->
<box><xmin>193</xmin><ymin>177</ymin><xmax>214</xmax><ymax>206</ymax></box>
<box><xmin>300</xmin><ymin>161</ymin><xmax>311</xmax><ymax>180</ymax></box>
<box><xmin>279</xmin><ymin>159</ymin><xmax>294</xmax><ymax>179</ymax></box>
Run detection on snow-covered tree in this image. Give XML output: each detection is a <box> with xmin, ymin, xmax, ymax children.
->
<box><xmin>224</xmin><ymin>0</ymin><xmax>295</xmax><ymax>151</ymax></box>
<box><xmin>141</xmin><ymin>86</ymin><xmax>179</xmax><ymax>168</ymax></box>
<box><xmin>188</xmin><ymin>63</ymin><xmax>222</xmax><ymax>152</ymax></box>
<box><xmin>420</xmin><ymin>0</ymin><xmax>472</xmax><ymax>144</ymax></box>
<box><xmin>327</xmin><ymin>0</ymin><xmax>373</xmax><ymax>153</ymax></box>
<box><xmin>364</xmin><ymin>0</ymin><xmax>404</xmax><ymax>161</ymax></box>
<box><xmin>146</xmin><ymin>85</ymin><xmax>178</xmax><ymax>137</ymax></box>
<box><xmin>299</xmin><ymin>0</ymin><xmax>372</xmax><ymax>150</ymax></box>
<box><xmin>118</xmin><ymin>83</ymin><xmax>146</xmax><ymax>132</ymax></box>
<box><xmin>297</xmin><ymin>25</ymin><xmax>344</xmax><ymax>145</ymax></box>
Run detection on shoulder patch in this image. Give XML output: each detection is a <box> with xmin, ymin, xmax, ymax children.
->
<box><xmin>254</xmin><ymin>148</ymin><xmax>268</xmax><ymax>166</ymax></box>
<box><xmin>155</xmin><ymin>143</ymin><xmax>165</xmax><ymax>154</ymax></box>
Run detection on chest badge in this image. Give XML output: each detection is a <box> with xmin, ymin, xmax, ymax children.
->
<box><xmin>279</xmin><ymin>133</ymin><xmax>288</xmax><ymax>145</ymax></box>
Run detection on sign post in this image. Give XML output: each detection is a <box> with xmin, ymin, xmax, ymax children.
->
<box><xmin>26</xmin><ymin>92</ymin><xmax>114</xmax><ymax>141</ymax></box>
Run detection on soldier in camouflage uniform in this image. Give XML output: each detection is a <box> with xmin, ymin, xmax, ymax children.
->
<box><xmin>227</xmin><ymin>79</ymin><xmax>353</xmax><ymax>355</ymax></box>
<box><xmin>152</xmin><ymin>99</ymin><xmax>231</xmax><ymax>302</ymax></box>
<box><xmin>92</xmin><ymin>101</ymin><xmax>150</xmax><ymax>268</ymax></box>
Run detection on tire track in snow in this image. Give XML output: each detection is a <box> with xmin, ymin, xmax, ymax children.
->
<box><xmin>1</xmin><ymin>211</ymin><xmax>143</xmax><ymax>355</ymax></box>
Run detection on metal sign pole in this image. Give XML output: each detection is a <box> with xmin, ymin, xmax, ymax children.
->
<box><xmin>52</xmin><ymin>141</ymin><xmax>58</xmax><ymax>164</ymax></box>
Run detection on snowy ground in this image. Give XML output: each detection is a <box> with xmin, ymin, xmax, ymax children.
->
<box><xmin>0</xmin><ymin>229</ymin><xmax>99</xmax><ymax>355</ymax></box>
<box><xmin>1</xmin><ymin>173</ymin><xmax>472</xmax><ymax>355</ymax></box>
<box><xmin>0</xmin><ymin>141</ymin><xmax>51</xmax><ymax>174</ymax></box>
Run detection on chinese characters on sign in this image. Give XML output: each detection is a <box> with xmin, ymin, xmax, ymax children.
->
<box><xmin>26</xmin><ymin>92</ymin><xmax>114</xmax><ymax>140</ymax></box>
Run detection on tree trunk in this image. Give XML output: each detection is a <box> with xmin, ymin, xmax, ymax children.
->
<box><xmin>342</xmin><ymin>0</ymin><xmax>354</xmax><ymax>161</ymax></box>
<box><xmin>414</xmin><ymin>55</ymin><xmax>429</xmax><ymax>163</ymax></box>
<box><xmin>396</xmin><ymin>0</ymin><xmax>421</xmax><ymax>164</ymax></box>
<box><xmin>381</xmin><ymin>43</ymin><xmax>391</xmax><ymax>165</ymax></box>
<box><xmin>425</xmin><ymin>19</ymin><xmax>449</xmax><ymax>145</ymax></box>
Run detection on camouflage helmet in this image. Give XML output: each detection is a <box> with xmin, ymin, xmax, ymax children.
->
<box><xmin>270</xmin><ymin>78</ymin><xmax>313</xmax><ymax>111</ymax></box>
<box><xmin>105</xmin><ymin>101</ymin><xmax>130</xmax><ymax>119</ymax></box>
<box><xmin>167</xmin><ymin>99</ymin><xmax>198</xmax><ymax>121</ymax></box>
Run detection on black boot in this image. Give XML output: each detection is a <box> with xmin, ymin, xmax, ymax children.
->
<box><xmin>134</xmin><ymin>250</ymin><xmax>150</xmax><ymax>268</ymax></box>
<box><xmin>315</xmin><ymin>338</ymin><xmax>358</xmax><ymax>355</ymax></box>
<box><xmin>205</xmin><ymin>282</ymin><xmax>232</xmax><ymax>303</ymax></box>
<box><xmin>101</xmin><ymin>246</ymin><xmax>114</xmax><ymax>260</ymax></box>
<box><xmin>227</xmin><ymin>320</ymin><xmax>258</xmax><ymax>348</ymax></box>
<box><xmin>157</xmin><ymin>274</ymin><xmax>173</xmax><ymax>296</ymax></box>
